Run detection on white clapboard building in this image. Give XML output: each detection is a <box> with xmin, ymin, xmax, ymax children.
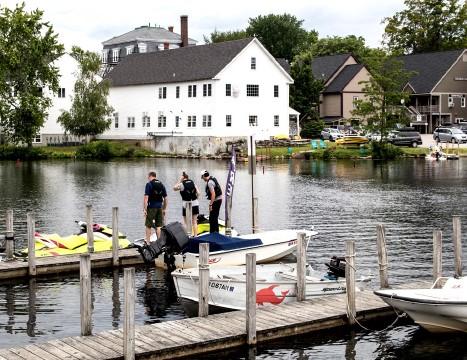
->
<box><xmin>101</xmin><ymin>37</ymin><xmax>297</xmax><ymax>154</ymax></box>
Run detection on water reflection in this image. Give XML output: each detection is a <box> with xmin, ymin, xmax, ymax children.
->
<box><xmin>0</xmin><ymin>267</ymin><xmax>183</xmax><ymax>348</ymax></box>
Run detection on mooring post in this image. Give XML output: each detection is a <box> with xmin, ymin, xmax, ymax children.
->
<box><xmin>252</xmin><ymin>197</ymin><xmax>259</xmax><ymax>234</ymax></box>
<box><xmin>376</xmin><ymin>224</ymin><xmax>389</xmax><ymax>289</ymax></box>
<box><xmin>198</xmin><ymin>243</ymin><xmax>209</xmax><ymax>317</ymax></box>
<box><xmin>124</xmin><ymin>267</ymin><xmax>135</xmax><ymax>360</ymax></box>
<box><xmin>246</xmin><ymin>253</ymin><xmax>257</xmax><ymax>345</ymax></box>
<box><xmin>27</xmin><ymin>213</ymin><xmax>36</xmax><ymax>276</ymax></box>
<box><xmin>5</xmin><ymin>209</ymin><xmax>14</xmax><ymax>260</ymax></box>
<box><xmin>296</xmin><ymin>232</ymin><xmax>307</xmax><ymax>301</ymax></box>
<box><xmin>345</xmin><ymin>240</ymin><xmax>356</xmax><ymax>326</ymax></box>
<box><xmin>453</xmin><ymin>216</ymin><xmax>462</xmax><ymax>277</ymax></box>
<box><xmin>86</xmin><ymin>204</ymin><xmax>94</xmax><ymax>253</ymax></box>
<box><xmin>433</xmin><ymin>230</ymin><xmax>442</xmax><ymax>288</ymax></box>
<box><xmin>186</xmin><ymin>202</ymin><xmax>193</xmax><ymax>236</ymax></box>
<box><xmin>80</xmin><ymin>254</ymin><xmax>92</xmax><ymax>336</ymax></box>
<box><xmin>112</xmin><ymin>207</ymin><xmax>119</xmax><ymax>267</ymax></box>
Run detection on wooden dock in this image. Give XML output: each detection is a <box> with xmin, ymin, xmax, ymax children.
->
<box><xmin>0</xmin><ymin>282</ymin><xmax>429</xmax><ymax>360</ymax></box>
<box><xmin>0</xmin><ymin>248</ymin><xmax>143</xmax><ymax>280</ymax></box>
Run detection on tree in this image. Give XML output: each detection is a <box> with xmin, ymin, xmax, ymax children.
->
<box><xmin>383</xmin><ymin>0</ymin><xmax>467</xmax><ymax>54</ymax></box>
<box><xmin>246</xmin><ymin>14</ymin><xmax>316</xmax><ymax>61</ymax></box>
<box><xmin>0</xmin><ymin>3</ymin><xmax>64</xmax><ymax>146</ymax></box>
<box><xmin>58</xmin><ymin>46</ymin><xmax>113</xmax><ymax>138</ymax></box>
<box><xmin>290</xmin><ymin>52</ymin><xmax>324</xmax><ymax>130</ymax></box>
<box><xmin>351</xmin><ymin>55</ymin><xmax>415</xmax><ymax>140</ymax></box>
<box><xmin>204</xmin><ymin>29</ymin><xmax>248</xmax><ymax>44</ymax></box>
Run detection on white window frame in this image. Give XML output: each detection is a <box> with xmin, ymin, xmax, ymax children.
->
<box><xmin>448</xmin><ymin>94</ymin><xmax>454</xmax><ymax>107</ymax></box>
<box><xmin>127</xmin><ymin>116</ymin><xmax>135</xmax><ymax>128</ymax></box>
<box><xmin>58</xmin><ymin>88</ymin><xmax>66</xmax><ymax>98</ymax></box>
<box><xmin>274</xmin><ymin>115</ymin><xmax>279</xmax><ymax>127</ymax></box>
<box><xmin>203</xmin><ymin>84</ymin><xmax>212</xmax><ymax>97</ymax></box>
<box><xmin>251</xmin><ymin>57</ymin><xmax>256</xmax><ymax>70</ymax></box>
<box><xmin>202</xmin><ymin>115</ymin><xmax>212</xmax><ymax>127</ymax></box>
<box><xmin>158</xmin><ymin>87</ymin><xmax>167</xmax><ymax>99</ymax></box>
<box><xmin>461</xmin><ymin>95</ymin><xmax>466</xmax><ymax>108</ymax></box>
<box><xmin>112</xmin><ymin>48</ymin><xmax>120</xmax><ymax>63</ymax></box>
<box><xmin>352</xmin><ymin>96</ymin><xmax>359</xmax><ymax>109</ymax></box>
<box><xmin>176</xmin><ymin>86</ymin><xmax>180</xmax><ymax>98</ymax></box>
<box><xmin>126</xmin><ymin>45</ymin><xmax>134</xmax><ymax>55</ymax></box>
<box><xmin>246</xmin><ymin>84</ymin><xmax>259</xmax><ymax>97</ymax></box>
<box><xmin>274</xmin><ymin>85</ymin><xmax>279</xmax><ymax>98</ymax></box>
<box><xmin>101</xmin><ymin>49</ymin><xmax>109</xmax><ymax>63</ymax></box>
<box><xmin>187</xmin><ymin>115</ymin><xmax>197</xmax><ymax>127</ymax></box>
<box><xmin>142</xmin><ymin>112</ymin><xmax>151</xmax><ymax>127</ymax></box>
<box><xmin>249</xmin><ymin>115</ymin><xmax>258</xmax><ymax>127</ymax></box>
<box><xmin>226</xmin><ymin>115</ymin><xmax>232</xmax><ymax>127</ymax></box>
<box><xmin>188</xmin><ymin>85</ymin><xmax>197</xmax><ymax>98</ymax></box>
<box><xmin>226</xmin><ymin>84</ymin><xmax>231</xmax><ymax>96</ymax></box>
<box><xmin>138</xmin><ymin>42</ymin><xmax>147</xmax><ymax>53</ymax></box>
<box><xmin>175</xmin><ymin>116</ymin><xmax>180</xmax><ymax>127</ymax></box>
<box><xmin>113</xmin><ymin>112</ymin><xmax>119</xmax><ymax>128</ymax></box>
<box><xmin>157</xmin><ymin>114</ymin><xmax>167</xmax><ymax>128</ymax></box>
<box><xmin>32</xmin><ymin>134</ymin><xmax>41</xmax><ymax>143</ymax></box>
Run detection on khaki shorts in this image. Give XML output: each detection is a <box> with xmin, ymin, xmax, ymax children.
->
<box><xmin>145</xmin><ymin>208</ymin><xmax>164</xmax><ymax>228</ymax></box>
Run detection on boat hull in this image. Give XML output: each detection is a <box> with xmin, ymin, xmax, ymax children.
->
<box><xmin>375</xmin><ymin>290</ymin><xmax>467</xmax><ymax>333</ymax></box>
<box><xmin>173</xmin><ymin>263</ymin><xmax>369</xmax><ymax>312</ymax></box>
<box><xmin>155</xmin><ymin>229</ymin><xmax>316</xmax><ymax>269</ymax></box>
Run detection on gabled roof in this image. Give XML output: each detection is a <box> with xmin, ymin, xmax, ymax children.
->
<box><xmin>102</xmin><ymin>26</ymin><xmax>197</xmax><ymax>46</ymax></box>
<box><xmin>397</xmin><ymin>49</ymin><xmax>464</xmax><ymax>93</ymax></box>
<box><xmin>276</xmin><ymin>58</ymin><xmax>290</xmax><ymax>74</ymax></box>
<box><xmin>106</xmin><ymin>38</ymin><xmax>254</xmax><ymax>86</ymax></box>
<box><xmin>311</xmin><ymin>53</ymin><xmax>352</xmax><ymax>82</ymax></box>
<box><xmin>323</xmin><ymin>64</ymin><xmax>364</xmax><ymax>93</ymax></box>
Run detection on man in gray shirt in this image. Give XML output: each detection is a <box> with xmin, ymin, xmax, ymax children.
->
<box><xmin>200</xmin><ymin>170</ymin><xmax>222</xmax><ymax>233</ymax></box>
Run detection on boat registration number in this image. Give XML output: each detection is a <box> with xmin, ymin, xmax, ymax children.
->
<box><xmin>209</xmin><ymin>282</ymin><xmax>235</xmax><ymax>292</ymax></box>
<box><xmin>288</xmin><ymin>240</ymin><xmax>297</xmax><ymax>246</ymax></box>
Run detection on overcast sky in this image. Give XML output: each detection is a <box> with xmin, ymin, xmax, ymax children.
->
<box><xmin>4</xmin><ymin>0</ymin><xmax>405</xmax><ymax>52</ymax></box>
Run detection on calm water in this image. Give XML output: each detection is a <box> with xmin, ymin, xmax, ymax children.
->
<box><xmin>0</xmin><ymin>158</ymin><xmax>466</xmax><ymax>356</ymax></box>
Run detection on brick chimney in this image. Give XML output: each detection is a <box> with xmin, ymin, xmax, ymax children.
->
<box><xmin>180</xmin><ymin>15</ymin><xmax>188</xmax><ymax>47</ymax></box>
<box><xmin>168</xmin><ymin>26</ymin><xmax>174</xmax><ymax>32</ymax></box>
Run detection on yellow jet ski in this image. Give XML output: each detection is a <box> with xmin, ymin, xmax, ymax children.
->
<box><xmin>20</xmin><ymin>222</ymin><xmax>131</xmax><ymax>257</ymax></box>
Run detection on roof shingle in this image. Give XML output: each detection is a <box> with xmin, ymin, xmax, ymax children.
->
<box><xmin>397</xmin><ymin>49</ymin><xmax>464</xmax><ymax>93</ymax></box>
<box><xmin>311</xmin><ymin>53</ymin><xmax>351</xmax><ymax>82</ymax></box>
<box><xmin>323</xmin><ymin>64</ymin><xmax>364</xmax><ymax>93</ymax></box>
<box><xmin>106</xmin><ymin>38</ymin><xmax>254</xmax><ymax>86</ymax></box>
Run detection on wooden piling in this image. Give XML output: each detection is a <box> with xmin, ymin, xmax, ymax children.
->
<box><xmin>252</xmin><ymin>197</ymin><xmax>259</xmax><ymax>234</ymax></box>
<box><xmin>80</xmin><ymin>254</ymin><xmax>92</xmax><ymax>336</ymax></box>
<box><xmin>433</xmin><ymin>230</ymin><xmax>442</xmax><ymax>288</ymax></box>
<box><xmin>5</xmin><ymin>209</ymin><xmax>14</xmax><ymax>260</ymax></box>
<box><xmin>198</xmin><ymin>243</ymin><xmax>209</xmax><ymax>317</ymax></box>
<box><xmin>296</xmin><ymin>232</ymin><xmax>307</xmax><ymax>301</ymax></box>
<box><xmin>27</xmin><ymin>213</ymin><xmax>36</xmax><ymax>276</ymax></box>
<box><xmin>376</xmin><ymin>224</ymin><xmax>389</xmax><ymax>289</ymax></box>
<box><xmin>246</xmin><ymin>252</ymin><xmax>257</xmax><ymax>345</ymax></box>
<box><xmin>186</xmin><ymin>202</ymin><xmax>193</xmax><ymax>236</ymax></box>
<box><xmin>86</xmin><ymin>205</ymin><xmax>94</xmax><ymax>253</ymax></box>
<box><xmin>112</xmin><ymin>207</ymin><xmax>119</xmax><ymax>267</ymax></box>
<box><xmin>345</xmin><ymin>240</ymin><xmax>356</xmax><ymax>326</ymax></box>
<box><xmin>124</xmin><ymin>267</ymin><xmax>135</xmax><ymax>360</ymax></box>
<box><xmin>453</xmin><ymin>216</ymin><xmax>462</xmax><ymax>277</ymax></box>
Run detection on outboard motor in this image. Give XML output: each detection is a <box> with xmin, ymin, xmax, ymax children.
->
<box><xmin>325</xmin><ymin>256</ymin><xmax>346</xmax><ymax>278</ymax></box>
<box><xmin>137</xmin><ymin>222</ymin><xmax>189</xmax><ymax>270</ymax></box>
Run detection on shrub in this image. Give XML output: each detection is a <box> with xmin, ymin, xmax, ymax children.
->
<box><xmin>370</xmin><ymin>141</ymin><xmax>403</xmax><ymax>160</ymax></box>
<box><xmin>76</xmin><ymin>141</ymin><xmax>112</xmax><ymax>160</ymax></box>
<box><xmin>0</xmin><ymin>145</ymin><xmax>47</xmax><ymax>160</ymax></box>
<box><xmin>300</xmin><ymin>119</ymin><xmax>325</xmax><ymax>139</ymax></box>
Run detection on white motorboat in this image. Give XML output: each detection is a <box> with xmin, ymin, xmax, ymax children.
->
<box><xmin>172</xmin><ymin>263</ymin><xmax>371</xmax><ymax>314</ymax></box>
<box><xmin>155</xmin><ymin>229</ymin><xmax>317</xmax><ymax>269</ymax></box>
<box><xmin>374</xmin><ymin>276</ymin><xmax>467</xmax><ymax>333</ymax></box>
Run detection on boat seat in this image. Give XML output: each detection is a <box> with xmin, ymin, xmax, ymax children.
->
<box><xmin>276</xmin><ymin>272</ymin><xmax>322</xmax><ymax>282</ymax></box>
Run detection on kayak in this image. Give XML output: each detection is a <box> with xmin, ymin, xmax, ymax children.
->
<box><xmin>20</xmin><ymin>222</ymin><xmax>131</xmax><ymax>257</ymax></box>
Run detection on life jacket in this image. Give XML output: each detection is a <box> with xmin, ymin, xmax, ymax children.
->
<box><xmin>149</xmin><ymin>179</ymin><xmax>165</xmax><ymax>202</ymax></box>
<box><xmin>205</xmin><ymin>176</ymin><xmax>222</xmax><ymax>200</ymax></box>
<box><xmin>180</xmin><ymin>179</ymin><xmax>197</xmax><ymax>201</ymax></box>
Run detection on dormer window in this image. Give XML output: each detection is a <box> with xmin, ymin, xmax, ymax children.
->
<box><xmin>126</xmin><ymin>46</ymin><xmax>134</xmax><ymax>55</ymax></box>
<box><xmin>139</xmin><ymin>43</ymin><xmax>147</xmax><ymax>53</ymax></box>
<box><xmin>101</xmin><ymin>49</ymin><xmax>109</xmax><ymax>63</ymax></box>
<box><xmin>112</xmin><ymin>48</ymin><xmax>120</xmax><ymax>63</ymax></box>
<box><xmin>251</xmin><ymin>57</ymin><xmax>256</xmax><ymax>70</ymax></box>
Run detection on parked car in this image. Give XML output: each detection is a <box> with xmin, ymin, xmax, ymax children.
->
<box><xmin>433</xmin><ymin>127</ymin><xmax>467</xmax><ymax>144</ymax></box>
<box><xmin>459</xmin><ymin>123</ymin><xmax>467</xmax><ymax>135</ymax></box>
<box><xmin>388</xmin><ymin>130</ymin><xmax>422</xmax><ymax>147</ymax></box>
<box><xmin>321</xmin><ymin>128</ymin><xmax>344</xmax><ymax>141</ymax></box>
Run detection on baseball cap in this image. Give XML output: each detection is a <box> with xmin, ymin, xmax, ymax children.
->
<box><xmin>200</xmin><ymin>169</ymin><xmax>209</xmax><ymax>178</ymax></box>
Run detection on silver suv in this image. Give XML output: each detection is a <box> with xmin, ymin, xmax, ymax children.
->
<box><xmin>433</xmin><ymin>127</ymin><xmax>467</xmax><ymax>144</ymax></box>
<box><xmin>321</xmin><ymin>128</ymin><xmax>343</xmax><ymax>141</ymax></box>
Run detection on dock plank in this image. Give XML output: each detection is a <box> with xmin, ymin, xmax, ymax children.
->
<box><xmin>35</xmin><ymin>343</ymin><xmax>79</xmax><ymax>360</ymax></box>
